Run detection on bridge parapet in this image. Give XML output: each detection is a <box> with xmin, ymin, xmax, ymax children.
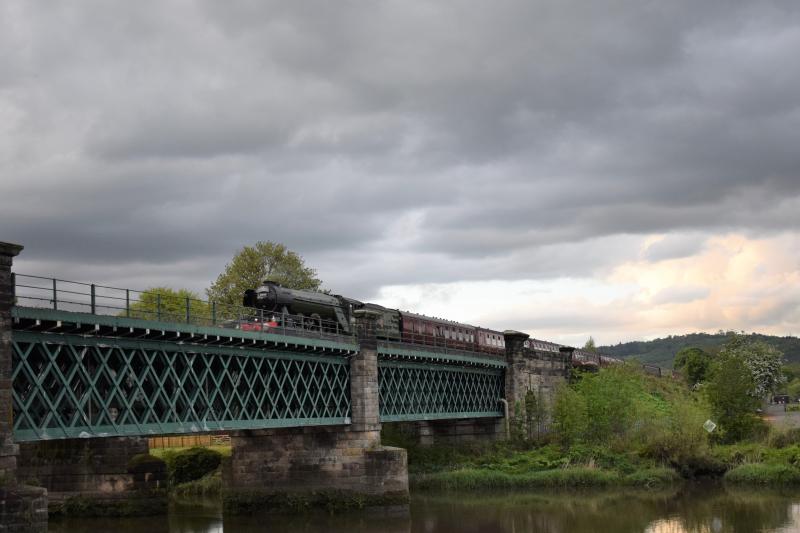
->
<box><xmin>12</xmin><ymin>274</ymin><xmax>356</xmax><ymax>347</ymax></box>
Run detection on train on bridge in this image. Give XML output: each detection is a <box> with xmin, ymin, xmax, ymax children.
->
<box><xmin>241</xmin><ymin>279</ymin><xmax>633</xmax><ymax>371</ymax></box>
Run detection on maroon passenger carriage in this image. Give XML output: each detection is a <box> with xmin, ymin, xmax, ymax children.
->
<box><xmin>392</xmin><ymin>311</ymin><xmax>507</xmax><ymax>356</ymax></box>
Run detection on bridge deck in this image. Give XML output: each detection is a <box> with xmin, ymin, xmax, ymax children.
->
<box><xmin>12</xmin><ymin>306</ymin><xmax>358</xmax><ymax>354</ymax></box>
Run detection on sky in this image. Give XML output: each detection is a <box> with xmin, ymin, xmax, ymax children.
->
<box><xmin>2</xmin><ymin>1</ymin><xmax>799</xmax><ymax>347</ymax></box>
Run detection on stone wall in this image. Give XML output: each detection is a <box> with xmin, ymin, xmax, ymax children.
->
<box><xmin>0</xmin><ymin>485</ymin><xmax>47</xmax><ymax>533</ymax></box>
<box><xmin>16</xmin><ymin>437</ymin><xmax>150</xmax><ymax>494</ymax></box>
<box><xmin>0</xmin><ymin>242</ymin><xmax>23</xmax><ymax>482</ymax></box>
<box><xmin>387</xmin><ymin>417</ymin><xmax>505</xmax><ymax>447</ymax></box>
<box><xmin>503</xmin><ymin>330</ymin><xmax>568</xmax><ymax>437</ymax></box>
<box><xmin>224</xmin><ymin>426</ymin><xmax>406</xmax><ymax>496</ymax></box>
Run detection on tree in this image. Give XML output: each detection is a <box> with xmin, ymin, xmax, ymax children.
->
<box><xmin>206</xmin><ymin>242</ymin><xmax>322</xmax><ymax>308</ymax></box>
<box><xmin>127</xmin><ymin>287</ymin><xmax>210</xmax><ymax>322</ymax></box>
<box><xmin>719</xmin><ymin>334</ymin><xmax>784</xmax><ymax>398</ymax></box>
<box><xmin>674</xmin><ymin>347</ymin><xmax>712</xmax><ymax>385</ymax></box>
<box><xmin>583</xmin><ymin>336</ymin><xmax>597</xmax><ymax>353</ymax></box>
<box><xmin>524</xmin><ymin>388</ymin><xmax>548</xmax><ymax>441</ymax></box>
<box><xmin>705</xmin><ymin>354</ymin><xmax>761</xmax><ymax>442</ymax></box>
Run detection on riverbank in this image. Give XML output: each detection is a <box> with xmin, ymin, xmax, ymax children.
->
<box><xmin>382</xmin><ymin>420</ymin><xmax>800</xmax><ymax>490</ymax></box>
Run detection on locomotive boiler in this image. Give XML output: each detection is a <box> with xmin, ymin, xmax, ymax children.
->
<box><xmin>243</xmin><ymin>281</ymin><xmax>357</xmax><ymax>334</ymax></box>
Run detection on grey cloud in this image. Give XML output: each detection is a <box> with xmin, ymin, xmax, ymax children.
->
<box><xmin>2</xmin><ymin>0</ymin><xmax>800</xmax><ymax>303</ymax></box>
<box><xmin>643</xmin><ymin>235</ymin><xmax>707</xmax><ymax>262</ymax></box>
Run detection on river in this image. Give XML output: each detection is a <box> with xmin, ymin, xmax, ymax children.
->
<box><xmin>48</xmin><ymin>482</ymin><xmax>800</xmax><ymax>532</ymax></box>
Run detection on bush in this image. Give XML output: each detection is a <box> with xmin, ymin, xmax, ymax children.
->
<box><xmin>724</xmin><ymin>463</ymin><xmax>800</xmax><ymax>485</ymax></box>
<box><xmin>172</xmin><ymin>470</ymin><xmax>222</xmax><ymax>497</ymax></box>
<box><xmin>167</xmin><ymin>447</ymin><xmax>222</xmax><ymax>485</ymax></box>
<box><xmin>767</xmin><ymin>426</ymin><xmax>800</xmax><ymax>448</ymax></box>
<box><xmin>127</xmin><ymin>453</ymin><xmax>166</xmax><ymax>475</ymax></box>
<box><xmin>624</xmin><ymin>467</ymin><xmax>681</xmax><ymax>487</ymax></box>
<box><xmin>413</xmin><ymin>467</ymin><xmax>621</xmax><ymax>490</ymax></box>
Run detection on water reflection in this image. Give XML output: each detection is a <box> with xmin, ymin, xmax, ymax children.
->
<box><xmin>48</xmin><ymin>483</ymin><xmax>800</xmax><ymax>532</ymax></box>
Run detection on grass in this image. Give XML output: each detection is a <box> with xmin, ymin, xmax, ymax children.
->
<box><xmin>172</xmin><ymin>470</ymin><xmax>223</xmax><ymax>497</ymax></box>
<box><xmin>150</xmin><ymin>445</ymin><xmax>231</xmax><ymax>461</ymax></box>
<box><xmin>724</xmin><ymin>463</ymin><xmax>800</xmax><ymax>485</ymax></box>
<box><xmin>412</xmin><ymin>465</ymin><xmax>679</xmax><ymax>490</ymax></box>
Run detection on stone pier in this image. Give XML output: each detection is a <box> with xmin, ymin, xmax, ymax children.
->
<box><xmin>0</xmin><ymin>241</ymin><xmax>47</xmax><ymax>532</ymax></box>
<box><xmin>16</xmin><ymin>437</ymin><xmax>166</xmax><ymax>517</ymax></box>
<box><xmin>222</xmin><ymin>309</ymin><xmax>409</xmax><ymax>513</ymax></box>
<box><xmin>385</xmin><ymin>417</ymin><xmax>505</xmax><ymax>447</ymax></box>
<box><xmin>503</xmin><ymin>330</ymin><xmax>569</xmax><ymax>438</ymax></box>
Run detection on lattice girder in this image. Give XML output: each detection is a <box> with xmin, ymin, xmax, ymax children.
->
<box><xmin>11</xmin><ymin>332</ymin><xmax>352</xmax><ymax>441</ymax></box>
<box><xmin>378</xmin><ymin>360</ymin><xmax>504</xmax><ymax>421</ymax></box>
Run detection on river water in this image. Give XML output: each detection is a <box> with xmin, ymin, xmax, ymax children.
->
<box><xmin>49</xmin><ymin>483</ymin><xmax>800</xmax><ymax>532</ymax></box>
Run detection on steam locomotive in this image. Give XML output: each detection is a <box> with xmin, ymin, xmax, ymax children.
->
<box><xmin>241</xmin><ymin>279</ymin><xmax>622</xmax><ymax>364</ymax></box>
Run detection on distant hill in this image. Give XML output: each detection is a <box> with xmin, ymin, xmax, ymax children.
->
<box><xmin>599</xmin><ymin>332</ymin><xmax>800</xmax><ymax>369</ymax></box>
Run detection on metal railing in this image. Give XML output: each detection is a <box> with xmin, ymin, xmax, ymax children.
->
<box><xmin>12</xmin><ymin>273</ymin><xmax>354</xmax><ymax>343</ymax></box>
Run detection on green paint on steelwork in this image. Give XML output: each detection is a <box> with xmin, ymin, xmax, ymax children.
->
<box><xmin>12</xmin><ymin>306</ymin><xmax>358</xmax><ymax>353</ymax></box>
<box><xmin>11</xmin><ymin>332</ymin><xmax>350</xmax><ymax>365</ymax></box>
<box><xmin>11</xmin><ymin>332</ymin><xmax>352</xmax><ymax>442</ymax></box>
<box><xmin>377</xmin><ymin>359</ymin><xmax>505</xmax><ymax>422</ymax></box>
<box><xmin>378</xmin><ymin>344</ymin><xmax>506</xmax><ymax>368</ymax></box>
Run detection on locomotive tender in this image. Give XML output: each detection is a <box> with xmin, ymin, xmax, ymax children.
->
<box><xmin>242</xmin><ymin>279</ymin><xmax>622</xmax><ymax>364</ymax></box>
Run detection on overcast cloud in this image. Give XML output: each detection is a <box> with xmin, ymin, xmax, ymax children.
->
<box><xmin>2</xmin><ymin>0</ymin><xmax>799</xmax><ymax>345</ymax></box>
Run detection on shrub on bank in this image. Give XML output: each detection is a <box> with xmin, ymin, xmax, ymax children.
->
<box><xmin>165</xmin><ymin>447</ymin><xmax>222</xmax><ymax>485</ymax></box>
<box><xmin>172</xmin><ymin>470</ymin><xmax>222</xmax><ymax>497</ymax></box>
<box><xmin>623</xmin><ymin>467</ymin><xmax>681</xmax><ymax>487</ymax></box>
<box><xmin>724</xmin><ymin>463</ymin><xmax>800</xmax><ymax>485</ymax></box>
<box><xmin>414</xmin><ymin>467</ymin><xmax>626</xmax><ymax>490</ymax></box>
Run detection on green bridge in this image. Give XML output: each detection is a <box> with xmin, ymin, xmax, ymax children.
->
<box><xmin>9</xmin><ymin>278</ymin><xmax>506</xmax><ymax>442</ymax></box>
<box><xmin>0</xmin><ymin>241</ymin><xmax>570</xmax><ymax>522</ymax></box>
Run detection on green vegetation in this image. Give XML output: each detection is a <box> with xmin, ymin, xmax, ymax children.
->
<box><xmin>171</xmin><ymin>470</ymin><xmax>222</xmax><ymax>497</ymax></box>
<box><xmin>391</xmin><ymin>336</ymin><xmax>795</xmax><ymax>491</ymax></box>
<box><xmin>583</xmin><ymin>336</ymin><xmax>597</xmax><ymax>353</ymax></box>
<box><xmin>155</xmin><ymin>446</ymin><xmax>223</xmax><ymax>485</ymax></box>
<box><xmin>50</xmin><ymin>493</ymin><xmax>168</xmax><ymax>517</ymax></box>
<box><xmin>206</xmin><ymin>241</ymin><xmax>322</xmax><ymax>307</ymax></box>
<box><xmin>674</xmin><ymin>347</ymin><xmax>712</xmax><ymax>385</ymax></box>
<box><xmin>125</xmin><ymin>287</ymin><xmax>210</xmax><ymax>322</ymax></box>
<box><xmin>222</xmin><ymin>489</ymin><xmax>408</xmax><ymax>515</ymax></box>
<box><xmin>600</xmin><ymin>331</ymin><xmax>800</xmax><ymax>368</ymax></box>
<box><xmin>705</xmin><ymin>354</ymin><xmax>763</xmax><ymax>442</ymax></box>
<box><xmin>724</xmin><ymin>463</ymin><xmax>800</xmax><ymax>485</ymax></box>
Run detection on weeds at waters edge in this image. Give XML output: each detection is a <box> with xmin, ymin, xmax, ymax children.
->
<box><xmin>412</xmin><ymin>466</ymin><xmax>679</xmax><ymax>490</ymax></box>
<box><xmin>724</xmin><ymin>464</ymin><xmax>800</xmax><ymax>485</ymax></box>
<box><xmin>171</xmin><ymin>470</ymin><xmax>223</xmax><ymax>498</ymax></box>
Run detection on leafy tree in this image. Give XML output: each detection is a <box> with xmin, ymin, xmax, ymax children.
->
<box><xmin>127</xmin><ymin>287</ymin><xmax>210</xmax><ymax>322</ymax></box>
<box><xmin>552</xmin><ymin>384</ymin><xmax>588</xmax><ymax>447</ymax></box>
<box><xmin>206</xmin><ymin>242</ymin><xmax>322</xmax><ymax>308</ymax></box>
<box><xmin>674</xmin><ymin>347</ymin><xmax>712</xmax><ymax>385</ymax></box>
<box><xmin>583</xmin><ymin>336</ymin><xmax>597</xmax><ymax>353</ymax></box>
<box><xmin>525</xmin><ymin>388</ymin><xmax>548</xmax><ymax>441</ymax></box>
<box><xmin>786</xmin><ymin>379</ymin><xmax>800</xmax><ymax>401</ymax></box>
<box><xmin>719</xmin><ymin>334</ymin><xmax>784</xmax><ymax>398</ymax></box>
<box><xmin>705</xmin><ymin>354</ymin><xmax>761</xmax><ymax>442</ymax></box>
